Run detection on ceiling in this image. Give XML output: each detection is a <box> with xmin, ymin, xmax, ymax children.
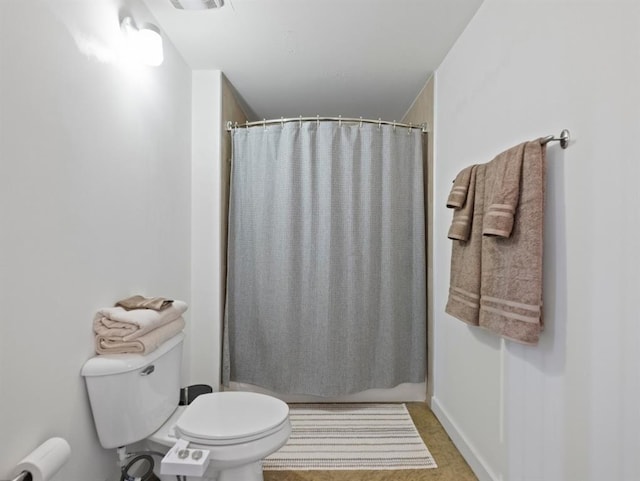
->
<box><xmin>141</xmin><ymin>0</ymin><xmax>483</xmax><ymax>121</ymax></box>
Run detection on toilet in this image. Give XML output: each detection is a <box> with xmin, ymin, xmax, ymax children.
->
<box><xmin>81</xmin><ymin>332</ymin><xmax>290</xmax><ymax>481</ymax></box>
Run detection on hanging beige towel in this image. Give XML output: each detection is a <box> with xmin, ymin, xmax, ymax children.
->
<box><xmin>479</xmin><ymin>140</ymin><xmax>545</xmax><ymax>344</ymax></box>
<box><xmin>93</xmin><ymin>299</ymin><xmax>188</xmax><ymax>341</ymax></box>
<box><xmin>483</xmin><ymin>142</ymin><xmax>526</xmax><ymax>238</ymax></box>
<box><xmin>448</xmin><ymin>165</ymin><xmax>477</xmax><ymax>241</ymax></box>
<box><xmin>445</xmin><ymin>164</ymin><xmax>486</xmax><ymax>325</ymax></box>
<box><xmin>95</xmin><ymin>317</ymin><xmax>185</xmax><ymax>355</ymax></box>
<box><xmin>116</xmin><ymin>295</ymin><xmax>174</xmax><ymax>311</ymax></box>
<box><xmin>446</xmin><ymin>165</ymin><xmax>475</xmax><ymax>208</ymax></box>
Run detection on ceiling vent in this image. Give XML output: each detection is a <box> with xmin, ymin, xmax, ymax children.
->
<box><xmin>169</xmin><ymin>0</ymin><xmax>223</xmax><ymax>9</ymax></box>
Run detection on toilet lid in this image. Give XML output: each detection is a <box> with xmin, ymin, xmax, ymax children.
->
<box><xmin>176</xmin><ymin>392</ymin><xmax>289</xmax><ymax>444</ymax></box>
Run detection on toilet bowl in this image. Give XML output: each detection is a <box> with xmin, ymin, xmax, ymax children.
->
<box><xmin>81</xmin><ymin>333</ymin><xmax>290</xmax><ymax>481</ymax></box>
<box><xmin>147</xmin><ymin>392</ymin><xmax>291</xmax><ymax>481</ymax></box>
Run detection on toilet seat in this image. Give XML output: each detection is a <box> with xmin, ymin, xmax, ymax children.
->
<box><xmin>175</xmin><ymin>392</ymin><xmax>290</xmax><ymax>446</ymax></box>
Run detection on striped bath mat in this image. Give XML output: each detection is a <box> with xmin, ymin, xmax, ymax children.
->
<box><xmin>263</xmin><ymin>403</ymin><xmax>437</xmax><ymax>470</ymax></box>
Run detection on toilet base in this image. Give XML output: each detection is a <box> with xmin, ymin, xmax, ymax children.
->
<box><xmin>200</xmin><ymin>461</ymin><xmax>263</xmax><ymax>481</ymax></box>
<box><xmin>219</xmin><ymin>461</ymin><xmax>263</xmax><ymax>481</ymax></box>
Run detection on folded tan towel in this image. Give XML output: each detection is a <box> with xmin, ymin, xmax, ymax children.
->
<box><xmin>483</xmin><ymin>142</ymin><xmax>526</xmax><ymax>238</ymax></box>
<box><xmin>446</xmin><ymin>165</ymin><xmax>475</xmax><ymax>208</ymax></box>
<box><xmin>448</xmin><ymin>165</ymin><xmax>477</xmax><ymax>241</ymax></box>
<box><xmin>116</xmin><ymin>295</ymin><xmax>174</xmax><ymax>311</ymax></box>
<box><xmin>479</xmin><ymin>140</ymin><xmax>545</xmax><ymax>344</ymax></box>
<box><xmin>93</xmin><ymin>299</ymin><xmax>188</xmax><ymax>341</ymax></box>
<box><xmin>95</xmin><ymin>317</ymin><xmax>185</xmax><ymax>355</ymax></box>
<box><xmin>445</xmin><ymin>164</ymin><xmax>486</xmax><ymax>325</ymax></box>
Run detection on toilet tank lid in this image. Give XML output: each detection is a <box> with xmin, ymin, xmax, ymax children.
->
<box><xmin>81</xmin><ymin>332</ymin><xmax>184</xmax><ymax>377</ymax></box>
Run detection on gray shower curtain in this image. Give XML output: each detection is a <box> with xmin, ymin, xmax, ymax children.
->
<box><xmin>223</xmin><ymin>121</ymin><xmax>426</xmax><ymax>396</ymax></box>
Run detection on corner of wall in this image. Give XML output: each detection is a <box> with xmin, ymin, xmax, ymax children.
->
<box><xmin>402</xmin><ymin>75</ymin><xmax>435</xmax><ymax>406</ymax></box>
<box><xmin>190</xmin><ymin>70</ymin><xmax>223</xmax><ymax>388</ymax></box>
<box><xmin>431</xmin><ymin>396</ymin><xmax>499</xmax><ymax>481</ymax></box>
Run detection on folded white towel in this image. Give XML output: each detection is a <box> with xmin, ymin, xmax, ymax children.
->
<box><xmin>95</xmin><ymin>317</ymin><xmax>185</xmax><ymax>355</ymax></box>
<box><xmin>93</xmin><ymin>299</ymin><xmax>188</xmax><ymax>341</ymax></box>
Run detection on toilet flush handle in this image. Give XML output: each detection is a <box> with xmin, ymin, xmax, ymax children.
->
<box><xmin>140</xmin><ymin>365</ymin><xmax>155</xmax><ymax>376</ymax></box>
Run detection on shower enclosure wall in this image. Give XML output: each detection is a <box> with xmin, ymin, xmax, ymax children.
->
<box><xmin>192</xmin><ymin>74</ymin><xmax>433</xmax><ymax>403</ymax></box>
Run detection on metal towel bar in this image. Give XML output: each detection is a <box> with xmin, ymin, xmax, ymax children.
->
<box><xmin>541</xmin><ymin>129</ymin><xmax>570</xmax><ymax>149</ymax></box>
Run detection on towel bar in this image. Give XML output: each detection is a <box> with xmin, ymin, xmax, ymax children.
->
<box><xmin>542</xmin><ymin>129</ymin><xmax>570</xmax><ymax>149</ymax></box>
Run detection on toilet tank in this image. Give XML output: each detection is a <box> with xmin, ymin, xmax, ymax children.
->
<box><xmin>81</xmin><ymin>333</ymin><xmax>184</xmax><ymax>449</ymax></box>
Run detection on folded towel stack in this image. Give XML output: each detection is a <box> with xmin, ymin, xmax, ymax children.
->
<box><xmin>93</xmin><ymin>296</ymin><xmax>188</xmax><ymax>355</ymax></box>
<box><xmin>446</xmin><ymin>139</ymin><xmax>545</xmax><ymax>345</ymax></box>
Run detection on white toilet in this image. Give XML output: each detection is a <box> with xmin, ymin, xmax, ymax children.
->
<box><xmin>81</xmin><ymin>332</ymin><xmax>290</xmax><ymax>481</ymax></box>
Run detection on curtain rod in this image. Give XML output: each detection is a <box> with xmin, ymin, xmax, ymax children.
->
<box><xmin>226</xmin><ymin>118</ymin><xmax>570</xmax><ymax>149</ymax></box>
<box><xmin>226</xmin><ymin>116</ymin><xmax>430</xmax><ymax>133</ymax></box>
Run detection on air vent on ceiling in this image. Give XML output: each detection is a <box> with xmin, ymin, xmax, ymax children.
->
<box><xmin>169</xmin><ymin>0</ymin><xmax>223</xmax><ymax>9</ymax></box>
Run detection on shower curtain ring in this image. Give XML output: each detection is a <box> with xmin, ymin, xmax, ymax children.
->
<box><xmin>338</xmin><ymin>115</ymin><xmax>342</xmax><ymax>127</ymax></box>
<box><xmin>299</xmin><ymin>115</ymin><xmax>302</xmax><ymax>128</ymax></box>
<box><xmin>245</xmin><ymin>120</ymin><xmax>248</xmax><ymax>129</ymax></box>
<box><xmin>378</xmin><ymin>118</ymin><xmax>382</xmax><ymax>130</ymax></box>
<box><xmin>408</xmin><ymin>123</ymin><xmax>413</xmax><ymax>135</ymax></box>
<box><xmin>393</xmin><ymin>121</ymin><xmax>396</xmax><ymax>132</ymax></box>
<box><xmin>281</xmin><ymin>117</ymin><xmax>284</xmax><ymax>128</ymax></box>
<box><xmin>263</xmin><ymin>119</ymin><xmax>267</xmax><ymax>131</ymax></box>
<box><xmin>359</xmin><ymin>117</ymin><xmax>363</xmax><ymax>128</ymax></box>
<box><xmin>317</xmin><ymin>115</ymin><xmax>320</xmax><ymax>127</ymax></box>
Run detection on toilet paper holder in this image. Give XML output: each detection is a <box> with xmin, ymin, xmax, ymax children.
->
<box><xmin>3</xmin><ymin>437</ymin><xmax>70</xmax><ymax>481</ymax></box>
<box><xmin>3</xmin><ymin>471</ymin><xmax>30</xmax><ymax>481</ymax></box>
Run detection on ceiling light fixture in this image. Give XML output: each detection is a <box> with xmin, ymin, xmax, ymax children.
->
<box><xmin>169</xmin><ymin>0</ymin><xmax>224</xmax><ymax>10</ymax></box>
<box><xmin>121</xmin><ymin>16</ymin><xmax>164</xmax><ymax>66</ymax></box>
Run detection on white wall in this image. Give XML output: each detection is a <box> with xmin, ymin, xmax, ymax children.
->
<box><xmin>0</xmin><ymin>1</ymin><xmax>192</xmax><ymax>480</ymax></box>
<box><xmin>432</xmin><ymin>1</ymin><xmax>640</xmax><ymax>481</ymax></box>
<box><xmin>190</xmin><ymin>70</ymin><xmax>223</xmax><ymax>387</ymax></box>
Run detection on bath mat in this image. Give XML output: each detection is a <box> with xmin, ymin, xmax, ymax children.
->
<box><xmin>263</xmin><ymin>403</ymin><xmax>437</xmax><ymax>470</ymax></box>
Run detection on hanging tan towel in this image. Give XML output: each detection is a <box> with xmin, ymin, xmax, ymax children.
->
<box><xmin>95</xmin><ymin>317</ymin><xmax>185</xmax><ymax>355</ymax></box>
<box><xmin>479</xmin><ymin>140</ymin><xmax>545</xmax><ymax>344</ymax></box>
<box><xmin>93</xmin><ymin>299</ymin><xmax>188</xmax><ymax>341</ymax></box>
<box><xmin>446</xmin><ymin>165</ymin><xmax>475</xmax><ymax>208</ymax></box>
<box><xmin>448</xmin><ymin>165</ymin><xmax>478</xmax><ymax>241</ymax></box>
<box><xmin>116</xmin><ymin>294</ymin><xmax>174</xmax><ymax>311</ymax></box>
<box><xmin>483</xmin><ymin>142</ymin><xmax>526</xmax><ymax>238</ymax></box>
<box><xmin>445</xmin><ymin>164</ymin><xmax>486</xmax><ymax>325</ymax></box>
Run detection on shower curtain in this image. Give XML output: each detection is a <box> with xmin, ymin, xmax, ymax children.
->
<box><xmin>223</xmin><ymin>121</ymin><xmax>426</xmax><ymax>397</ymax></box>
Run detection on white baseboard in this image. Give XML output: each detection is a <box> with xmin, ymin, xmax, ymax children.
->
<box><xmin>431</xmin><ymin>396</ymin><xmax>499</xmax><ymax>481</ymax></box>
<box><xmin>228</xmin><ymin>381</ymin><xmax>427</xmax><ymax>403</ymax></box>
